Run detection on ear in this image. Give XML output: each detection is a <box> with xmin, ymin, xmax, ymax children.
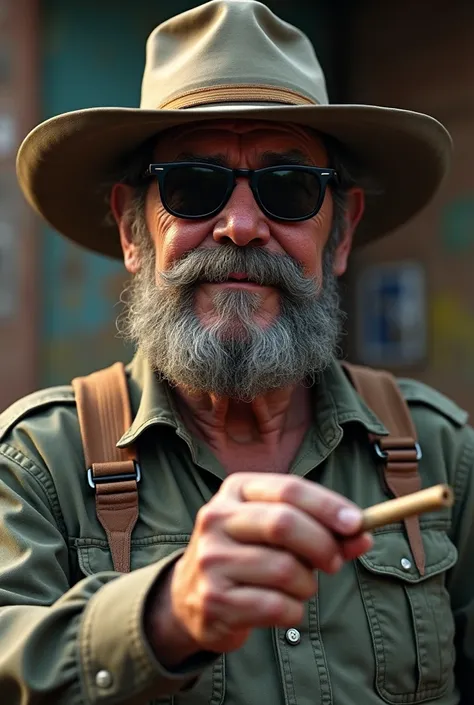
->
<box><xmin>110</xmin><ymin>183</ymin><xmax>142</xmax><ymax>274</ymax></box>
<box><xmin>332</xmin><ymin>187</ymin><xmax>365</xmax><ymax>277</ymax></box>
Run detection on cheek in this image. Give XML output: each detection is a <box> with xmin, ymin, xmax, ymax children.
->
<box><xmin>276</xmin><ymin>197</ymin><xmax>333</xmax><ymax>279</ymax></box>
<box><xmin>146</xmin><ymin>196</ymin><xmax>211</xmax><ymax>271</ymax></box>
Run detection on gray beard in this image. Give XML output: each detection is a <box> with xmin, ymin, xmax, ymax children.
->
<box><xmin>118</xmin><ymin>233</ymin><xmax>343</xmax><ymax>400</ymax></box>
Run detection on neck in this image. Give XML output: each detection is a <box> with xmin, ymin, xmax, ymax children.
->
<box><xmin>174</xmin><ymin>383</ymin><xmax>312</xmax><ymax>449</ymax></box>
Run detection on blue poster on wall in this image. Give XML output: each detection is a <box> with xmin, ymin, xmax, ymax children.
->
<box><xmin>355</xmin><ymin>261</ymin><xmax>427</xmax><ymax>367</ymax></box>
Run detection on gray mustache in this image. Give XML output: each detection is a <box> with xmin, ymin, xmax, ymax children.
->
<box><xmin>159</xmin><ymin>245</ymin><xmax>318</xmax><ymax>300</ymax></box>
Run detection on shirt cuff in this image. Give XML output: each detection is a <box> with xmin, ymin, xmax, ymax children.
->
<box><xmin>79</xmin><ymin>548</ymin><xmax>217</xmax><ymax>704</ymax></box>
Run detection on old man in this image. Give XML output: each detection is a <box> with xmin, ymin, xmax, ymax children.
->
<box><xmin>0</xmin><ymin>1</ymin><xmax>472</xmax><ymax>704</ymax></box>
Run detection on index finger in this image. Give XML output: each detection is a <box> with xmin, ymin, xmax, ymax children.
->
<box><xmin>236</xmin><ymin>474</ymin><xmax>363</xmax><ymax>536</ymax></box>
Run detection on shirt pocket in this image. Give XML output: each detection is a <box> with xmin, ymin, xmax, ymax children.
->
<box><xmin>76</xmin><ymin>534</ymin><xmax>192</xmax><ymax>573</ymax></box>
<box><xmin>76</xmin><ymin>536</ymin><xmax>225</xmax><ymax>705</ymax></box>
<box><xmin>356</xmin><ymin>528</ymin><xmax>457</xmax><ymax>704</ymax></box>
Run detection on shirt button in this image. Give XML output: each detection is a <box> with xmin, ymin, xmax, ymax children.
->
<box><xmin>400</xmin><ymin>557</ymin><xmax>412</xmax><ymax>571</ymax></box>
<box><xmin>95</xmin><ymin>670</ymin><xmax>113</xmax><ymax>689</ymax></box>
<box><xmin>285</xmin><ymin>628</ymin><xmax>301</xmax><ymax>645</ymax></box>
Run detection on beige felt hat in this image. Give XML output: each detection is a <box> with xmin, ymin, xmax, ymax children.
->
<box><xmin>16</xmin><ymin>0</ymin><xmax>452</xmax><ymax>259</ymax></box>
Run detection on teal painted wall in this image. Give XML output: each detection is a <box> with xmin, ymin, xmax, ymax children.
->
<box><xmin>40</xmin><ymin>0</ymin><xmax>336</xmax><ymax>386</ymax></box>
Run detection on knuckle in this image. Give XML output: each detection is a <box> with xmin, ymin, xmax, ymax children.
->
<box><xmin>265</xmin><ymin>593</ymin><xmax>304</xmax><ymax>625</ymax></box>
<box><xmin>194</xmin><ymin>542</ymin><xmax>222</xmax><ymax>573</ymax></box>
<box><xmin>315</xmin><ymin>537</ymin><xmax>340</xmax><ymax>570</ymax></box>
<box><xmin>263</xmin><ymin>592</ymin><xmax>288</xmax><ymax>621</ymax></box>
<box><xmin>276</xmin><ymin>477</ymin><xmax>302</xmax><ymax>505</ymax></box>
<box><xmin>195</xmin><ymin>502</ymin><xmax>224</xmax><ymax>532</ymax></box>
<box><xmin>271</xmin><ymin>553</ymin><xmax>298</xmax><ymax>587</ymax></box>
<box><xmin>222</xmin><ymin>472</ymin><xmax>247</xmax><ymax>493</ymax></box>
<box><xmin>267</xmin><ymin>507</ymin><xmax>296</xmax><ymax>542</ymax></box>
<box><xmin>197</xmin><ymin>581</ymin><xmax>223</xmax><ymax>619</ymax></box>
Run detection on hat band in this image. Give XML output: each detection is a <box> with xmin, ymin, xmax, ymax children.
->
<box><xmin>159</xmin><ymin>83</ymin><xmax>318</xmax><ymax>110</ymax></box>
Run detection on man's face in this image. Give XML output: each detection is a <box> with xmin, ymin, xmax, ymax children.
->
<box><xmin>113</xmin><ymin>120</ymin><xmax>364</xmax><ymax>398</ymax></box>
<box><xmin>146</xmin><ymin>121</ymin><xmax>339</xmax><ymax>325</ymax></box>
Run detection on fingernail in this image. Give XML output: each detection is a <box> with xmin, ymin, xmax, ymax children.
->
<box><xmin>337</xmin><ymin>507</ymin><xmax>362</xmax><ymax>531</ymax></box>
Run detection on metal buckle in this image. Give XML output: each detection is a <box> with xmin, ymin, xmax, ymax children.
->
<box><xmin>87</xmin><ymin>461</ymin><xmax>141</xmax><ymax>489</ymax></box>
<box><xmin>374</xmin><ymin>442</ymin><xmax>422</xmax><ymax>461</ymax></box>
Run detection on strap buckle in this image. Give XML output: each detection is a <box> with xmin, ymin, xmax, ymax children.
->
<box><xmin>374</xmin><ymin>441</ymin><xmax>422</xmax><ymax>462</ymax></box>
<box><xmin>87</xmin><ymin>461</ymin><xmax>142</xmax><ymax>489</ymax></box>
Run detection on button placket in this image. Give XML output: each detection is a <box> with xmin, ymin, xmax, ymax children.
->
<box><xmin>274</xmin><ymin>599</ymin><xmax>329</xmax><ymax>705</ymax></box>
<box><xmin>285</xmin><ymin>628</ymin><xmax>301</xmax><ymax>645</ymax></box>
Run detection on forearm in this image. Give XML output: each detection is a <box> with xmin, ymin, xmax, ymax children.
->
<box><xmin>0</xmin><ymin>552</ymin><xmax>209</xmax><ymax>705</ymax></box>
<box><xmin>0</xmin><ymin>443</ymin><xmax>217</xmax><ymax>704</ymax></box>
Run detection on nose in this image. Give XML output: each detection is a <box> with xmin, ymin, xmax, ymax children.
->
<box><xmin>212</xmin><ymin>178</ymin><xmax>271</xmax><ymax>247</ymax></box>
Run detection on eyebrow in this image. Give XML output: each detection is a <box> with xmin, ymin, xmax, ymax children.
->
<box><xmin>173</xmin><ymin>149</ymin><xmax>314</xmax><ymax>168</ymax></box>
<box><xmin>174</xmin><ymin>152</ymin><xmax>229</xmax><ymax>166</ymax></box>
<box><xmin>260</xmin><ymin>150</ymin><xmax>314</xmax><ymax>167</ymax></box>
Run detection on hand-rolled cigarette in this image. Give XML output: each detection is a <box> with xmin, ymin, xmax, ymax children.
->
<box><xmin>361</xmin><ymin>484</ymin><xmax>454</xmax><ymax>531</ymax></box>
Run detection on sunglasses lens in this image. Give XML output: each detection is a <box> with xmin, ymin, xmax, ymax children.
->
<box><xmin>257</xmin><ymin>169</ymin><xmax>322</xmax><ymax>220</ymax></box>
<box><xmin>163</xmin><ymin>165</ymin><xmax>229</xmax><ymax>217</ymax></box>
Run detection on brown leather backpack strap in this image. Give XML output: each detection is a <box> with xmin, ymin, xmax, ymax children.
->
<box><xmin>341</xmin><ymin>361</ymin><xmax>425</xmax><ymax>575</ymax></box>
<box><xmin>72</xmin><ymin>362</ymin><xmax>139</xmax><ymax>574</ymax></box>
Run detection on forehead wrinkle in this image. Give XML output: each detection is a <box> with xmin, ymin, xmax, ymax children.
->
<box><xmin>159</xmin><ymin>118</ymin><xmax>311</xmax><ymax>139</ymax></box>
<box><xmin>155</xmin><ymin>119</ymin><xmax>322</xmax><ymax>149</ymax></box>
<box><xmin>172</xmin><ymin>150</ymin><xmax>315</xmax><ymax>168</ymax></box>
<box><xmin>154</xmin><ymin>122</ymin><xmax>328</xmax><ymax>167</ymax></box>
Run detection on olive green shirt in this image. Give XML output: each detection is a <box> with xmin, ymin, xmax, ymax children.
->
<box><xmin>0</xmin><ymin>353</ymin><xmax>473</xmax><ymax>704</ymax></box>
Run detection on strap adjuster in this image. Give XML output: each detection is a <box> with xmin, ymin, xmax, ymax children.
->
<box><xmin>374</xmin><ymin>441</ymin><xmax>422</xmax><ymax>462</ymax></box>
<box><xmin>87</xmin><ymin>461</ymin><xmax>141</xmax><ymax>489</ymax></box>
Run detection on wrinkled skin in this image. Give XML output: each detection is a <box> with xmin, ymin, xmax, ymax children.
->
<box><xmin>111</xmin><ymin>119</ymin><xmax>369</xmax><ymax>664</ymax></box>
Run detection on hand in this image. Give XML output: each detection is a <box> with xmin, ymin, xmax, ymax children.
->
<box><xmin>153</xmin><ymin>473</ymin><xmax>372</xmax><ymax>659</ymax></box>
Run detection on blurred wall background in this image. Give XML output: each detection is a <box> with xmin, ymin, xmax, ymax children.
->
<box><xmin>1</xmin><ymin>0</ymin><xmax>474</xmax><ymax>416</ymax></box>
<box><xmin>345</xmin><ymin>0</ymin><xmax>474</xmax><ymax>414</ymax></box>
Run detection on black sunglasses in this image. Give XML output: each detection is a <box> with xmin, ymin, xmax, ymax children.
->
<box><xmin>144</xmin><ymin>162</ymin><xmax>338</xmax><ymax>222</ymax></box>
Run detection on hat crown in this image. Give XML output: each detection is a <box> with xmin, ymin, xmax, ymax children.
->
<box><xmin>140</xmin><ymin>0</ymin><xmax>329</xmax><ymax>110</ymax></box>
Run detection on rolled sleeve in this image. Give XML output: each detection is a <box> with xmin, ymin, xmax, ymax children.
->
<box><xmin>80</xmin><ymin>549</ymin><xmax>211</xmax><ymax>704</ymax></box>
<box><xmin>0</xmin><ymin>444</ymin><xmax>214</xmax><ymax>705</ymax></box>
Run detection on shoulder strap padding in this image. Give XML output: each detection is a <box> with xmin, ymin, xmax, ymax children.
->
<box><xmin>73</xmin><ymin>363</ymin><xmax>133</xmax><ymax>467</ymax></box>
<box><xmin>72</xmin><ymin>362</ymin><xmax>138</xmax><ymax>574</ymax></box>
<box><xmin>341</xmin><ymin>361</ymin><xmax>426</xmax><ymax>575</ymax></box>
<box><xmin>341</xmin><ymin>362</ymin><xmax>416</xmax><ymax>439</ymax></box>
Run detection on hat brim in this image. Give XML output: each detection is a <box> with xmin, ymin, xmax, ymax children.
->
<box><xmin>16</xmin><ymin>103</ymin><xmax>452</xmax><ymax>259</ymax></box>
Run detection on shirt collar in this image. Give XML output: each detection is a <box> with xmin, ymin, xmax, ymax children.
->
<box><xmin>316</xmin><ymin>360</ymin><xmax>389</xmax><ymax>437</ymax></box>
<box><xmin>117</xmin><ymin>352</ymin><xmax>389</xmax><ymax>448</ymax></box>
<box><xmin>117</xmin><ymin>352</ymin><xmax>182</xmax><ymax>447</ymax></box>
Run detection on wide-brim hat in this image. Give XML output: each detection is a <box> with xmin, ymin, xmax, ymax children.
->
<box><xmin>16</xmin><ymin>0</ymin><xmax>452</xmax><ymax>260</ymax></box>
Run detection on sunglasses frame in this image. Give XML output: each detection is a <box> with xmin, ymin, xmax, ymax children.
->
<box><xmin>145</xmin><ymin>162</ymin><xmax>338</xmax><ymax>222</ymax></box>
